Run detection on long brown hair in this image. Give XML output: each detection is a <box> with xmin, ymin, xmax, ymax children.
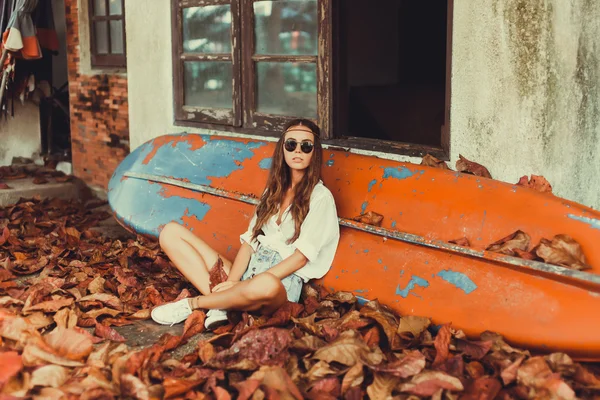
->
<box><xmin>252</xmin><ymin>119</ymin><xmax>323</xmax><ymax>244</ymax></box>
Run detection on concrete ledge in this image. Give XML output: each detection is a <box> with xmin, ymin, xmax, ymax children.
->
<box><xmin>0</xmin><ymin>178</ymin><xmax>79</xmax><ymax>207</ymax></box>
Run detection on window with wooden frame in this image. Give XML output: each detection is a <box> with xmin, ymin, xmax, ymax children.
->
<box><xmin>172</xmin><ymin>0</ymin><xmax>331</xmax><ymax>137</ymax></box>
<box><xmin>89</xmin><ymin>0</ymin><xmax>127</xmax><ymax>68</ymax></box>
<box><xmin>172</xmin><ymin>0</ymin><xmax>453</xmax><ymax>158</ymax></box>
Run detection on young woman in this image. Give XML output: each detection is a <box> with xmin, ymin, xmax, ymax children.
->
<box><xmin>151</xmin><ymin>119</ymin><xmax>340</xmax><ymax>329</ymax></box>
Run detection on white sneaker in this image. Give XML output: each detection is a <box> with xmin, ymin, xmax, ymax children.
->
<box><xmin>151</xmin><ymin>299</ymin><xmax>193</xmax><ymax>326</ymax></box>
<box><xmin>204</xmin><ymin>309</ymin><xmax>228</xmax><ymax>330</ymax></box>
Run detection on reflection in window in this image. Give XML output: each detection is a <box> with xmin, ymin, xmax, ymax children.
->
<box><xmin>257</xmin><ymin>62</ymin><xmax>317</xmax><ymax>118</ymax></box>
<box><xmin>184</xmin><ymin>61</ymin><xmax>233</xmax><ymax>109</ymax></box>
<box><xmin>254</xmin><ymin>1</ymin><xmax>317</xmax><ymax>55</ymax></box>
<box><xmin>183</xmin><ymin>6</ymin><xmax>232</xmax><ymax>53</ymax></box>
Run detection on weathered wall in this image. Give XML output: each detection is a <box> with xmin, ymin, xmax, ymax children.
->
<box><xmin>0</xmin><ymin>103</ymin><xmax>41</xmax><ymax>166</ymax></box>
<box><xmin>451</xmin><ymin>0</ymin><xmax>600</xmax><ymax>208</ymax></box>
<box><xmin>65</xmin><ymin>0</ymin><xmax>129</xmax><ymax>189</ymax></box>
<box><xmin>125</xmin><ymin>0</ymin><xmax>600</xmax><ymax>209</ymax></box>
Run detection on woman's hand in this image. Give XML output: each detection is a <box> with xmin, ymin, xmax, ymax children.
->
<box><xmin>212</xmin><ymin>280</ymin><xmax>239</xmax><ymax>293</ymax></box>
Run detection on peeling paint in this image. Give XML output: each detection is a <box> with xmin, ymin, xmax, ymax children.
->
<box><xmin>395</xmin><ymin>275</ymin><xmax>430</xmax><ymax>298</ymax></box>
<box><xmin>382</xmin><ymin>166</ymin><xmax>415</xmax><ymax>180</ymax></box>
<box><xmin>568</xmin><ymin>214</ymin><xmax>600</xmax><ymax>230</ymax></box>
<box><xmin>361</xmin><ymin>201</ymin><xmax>368</xmax><ymax>214</ymax></box>
<box><xmin>259</xmin><ymin>158</ymin><xmax>272</xmax><ymax>170</ymax></box>
<box><xmin>368</xmin><ymin>179</ymin><xmax>377</xmax><ymax>192</ymax></box>
<box><xmin>326</xmin><ymin>159</ymin><xmax>335</xmax><ymax>167</ymax></box>
<box><xmin>437</xmin><ymin>270</ymin><xmax>478</xmax><ymax>294</ymax></box>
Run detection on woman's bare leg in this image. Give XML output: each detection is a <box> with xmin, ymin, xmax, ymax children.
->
<box><xmin>159</xmin><ymin>222</ymin><xmax>232</xmax><ymax>295</ymax></box>
<box><xmin>189</xmin><ymin>273</ymin><xmax>288</xmax><ymax>315</ymax></box>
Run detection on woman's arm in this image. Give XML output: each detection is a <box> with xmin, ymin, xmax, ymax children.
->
<box><xmin>227</xmin><ymin>242</ymin><xmax>254</xmax><ymax>282</ymax></box>
<box><xmin>263</xmin><ymin>250</ymin><xmax>308</xmax><ymax>280</ymax></box>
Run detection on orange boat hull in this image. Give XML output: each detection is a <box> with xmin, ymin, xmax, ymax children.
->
<box><xmin>108</xmin><ymin>133</ymin><xmax>600</xmax><ymax>360</ymax></box>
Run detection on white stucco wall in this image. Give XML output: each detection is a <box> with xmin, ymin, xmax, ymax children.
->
<box><xmin>125</xmin><ymin>0</ymin><xmax>600</xmax><ymax>209</ymax></box>
<box><xmin>0</xmin><ymin>102</ymin><xmax>41</xmax><ymax>166</ymax></box>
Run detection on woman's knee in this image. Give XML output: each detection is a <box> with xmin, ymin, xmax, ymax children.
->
<box><xmin>159</xmin><ymin>222</ymin><xmax>183</xmax><ymax>248</ymax></box>
<box><xmin>244</xmin><ymin>273</ymin><xmax>284</xmax><ymax>302</ymax></box>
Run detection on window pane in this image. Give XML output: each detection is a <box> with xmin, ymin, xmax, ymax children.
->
<box><xmin>257</xmin><ymin>62</ymin><xmax>316</xmax><ymax>118</ymax></box>
<box><xmin>109</xmin><ymin>0</ymin><xmax>122</xmax><ymax>15</ymax></box>
<box><xmin>183</xmin><ymin>6</ymin><xmax>232</xmax><ymax>53</ymax></box>
<box><xmin>254</xmin><ymin>1</ymin><xmax>317</xmax><ymax>55</ymax></box>
<box><xmin>110</xmin><ymin>20</ymin><xmax>124</xmax><ymax>54</ymax></box>
<box><xmin>94</xmin><ymin>21</ymin><xmax>108</xmax><ymax>54</ymax></box>
<box><xmin>184</xmin><ymin>62</ymin><xmax>233</xmax><ymax>109</ymax></box>
<box><xmin>93</xmin><ymin>0</ymin><xmax>106</xmax><ymax>16</ymax></box>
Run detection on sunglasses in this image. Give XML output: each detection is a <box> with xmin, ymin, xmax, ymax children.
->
<box><xmin>284</xmin><ymin>139</ymin><xmax>314</xmax><ymax>154</ymax></box>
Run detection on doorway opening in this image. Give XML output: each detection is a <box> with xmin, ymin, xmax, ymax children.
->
<box><xmin>335</xmin><ymin>0</ymin><xmax>451</xmax><ymax>151</ymax></box>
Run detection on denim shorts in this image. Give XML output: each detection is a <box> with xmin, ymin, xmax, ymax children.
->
<box><xmin>241</xmin><ymin>245</ymin><xmax>303</xmax><ymax>303</ymax></box>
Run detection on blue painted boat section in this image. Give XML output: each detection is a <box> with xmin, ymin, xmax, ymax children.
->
<box><xmin>568</xmin><ymin>214</ymin><xmax>600</xmax><ymax>230</ymax></box>
<box><xmin>396</xmin><ymin>275</ymin><xmax>430</xmax><ymax>298</ymax></box>
<box><xmin>108</xmin><ymin>134</ymin><xmax>266</xmax><ymax>237</ymax></box>
<box><xmin>436</xmin><ymin>270</ymin><xmax>478</xmax><ymax>294</ymax></box>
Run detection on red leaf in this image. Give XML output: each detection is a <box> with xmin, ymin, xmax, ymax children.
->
<box><xmin>455</xmin><ymin>338</ymin><xmax>493</xmax><ymax>360</ymax></box>
<box><xmin>449</xmin><ymin>237</ymin><xmax>470</xmax><ymax>247</ymax></box>
<box><xmin>0</xmin><ymin>183</ymin><xmax>11</xmax><ymax>189</ymax></box>
<box><xmin>95</xmin><ymin>322</ymin><xmax>126</xmax><ymax>342</ymax></box>
<box><xmin>370</xmin><ymin>350</ymin><xmax>426</xmax><ymax>378</ymax></box>
<box><xmin>33</xmin><ymin>176</ymin><xmax>49</xmax><ymax>184</ymax></box>
<box><xmin>264</xmin><ymin>301</ymin><xmax>304</xmax><ymax>327</ymax></box>
<box><xmin>516</xmin><ymin>175</ymin><xmax>553</xmax><ymax>194</ymax></box>
<box><xmin>421</xmin><ymin>154</ymin><xmax>450</xmax><ymax>170</ymax></box>
<box><xmin>209</xmin><ymin>257</ymin><xmax>228</xmax><ymax>291</ymax></box>
<box><xmin>462</xmin><ymin>377</ymin><xmax>502</xmax><ymax>400</ymax></box>
<box><xmin>0</xmin><ymin>227</ymin><xmax>10</xmax><ymax>246</ymax></box>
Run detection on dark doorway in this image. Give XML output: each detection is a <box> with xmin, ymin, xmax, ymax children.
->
<box><xmin>335</xmin><ymin>0</ymin><xmax>450</xmax><ymax>149</ymax></box>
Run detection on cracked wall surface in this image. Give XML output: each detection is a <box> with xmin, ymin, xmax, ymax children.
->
<box><xmin>451</xmin><ymin>0</ymin><xmax>600</xmax><ymax>209</ymax></box>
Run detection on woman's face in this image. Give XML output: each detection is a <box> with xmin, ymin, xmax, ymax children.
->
<box><xmin>282</xmin><ymin>125</ymin><xmax>315</xmax><ymax>172</ymax></box>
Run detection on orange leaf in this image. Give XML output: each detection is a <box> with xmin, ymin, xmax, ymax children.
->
<box><xmin>183</xmin><ymin>310</ymin><xmax>206</xmax><ymax>340</ymax></box>
<box><xmin>432</xmin><ymin>324</ymin><xmax>452</xmax><ymax>367</ymax></box>
<box><xmin>352</xmin><ymin>211</ymin><xmax>384</xmax><ymax>227</ymax></box>
<box><xmin>44</xmin><ymin>326</ymin><xmax>93</xmax><ymax>361</ymax></box>
<box><xmin>0</xmin><ymin>351</ymin><xmax>22</xmax><ymax>385</ymax></box>
<box><xmin>95</xmin><ymin>322</ymin><xmax>126</xmax><ymax>342</ymax></box>
<box><xmin>456</xmin><ymin>155</ymin><xmax>492</xmax><ymax>178</ymax></box>
<box><xmin>421</xmin><ymin>154</ymin><xmax>450</xmax><ymax>170</ymax></box>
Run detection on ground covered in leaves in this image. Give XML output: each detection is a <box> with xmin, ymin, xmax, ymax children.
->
<box><xmin>1</xmin><ymin>197</ymin><xmax>600</xmax><ymax>399</ymax></box>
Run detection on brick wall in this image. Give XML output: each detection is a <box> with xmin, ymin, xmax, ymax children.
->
<box><xmin>64</xmin><ymin>0</ymin><xmax>129</xmax><ymax>189</ymax></box>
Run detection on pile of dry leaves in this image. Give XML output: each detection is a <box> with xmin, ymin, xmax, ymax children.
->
<box><xmin>2</xmin><ymin>197</ymin><xmax>600</xmax><ymax>399</ymax></box>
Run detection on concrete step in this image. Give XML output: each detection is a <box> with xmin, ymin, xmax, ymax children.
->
<box><xmin>0</xmin><ymin>178</ymin><xmax>80</xmax><ymax>207</ymax></box>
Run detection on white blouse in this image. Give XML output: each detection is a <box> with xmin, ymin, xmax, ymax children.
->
<box><xmin>240</xmin><ymin>182</ymin><xmax>340</xmax><ymax>282</ymax></box>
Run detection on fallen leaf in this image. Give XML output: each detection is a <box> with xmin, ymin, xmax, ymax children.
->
<box><xmin>449</xmin><ymin>237</ymin><xmax>471</xmax><ymax>247</ymax></box>
<box><xmin>182</xmin><ymin>310</ymin><xmax>206</xmax><ymax>340</ymax></box>
<box><xmin>461</xmin><ymin>377</ymin><xmax>502</xmax><ymax>400</ymax></box>
<box><xmin>455</xmin><ymin>338</ymin><xmax>493</xmax><ymax>360</ymax></box>
<box><xmin>207</xmin><ymin>328</ymin><xmax>292</xmax><ymax>370</ymax></box>
<box><xmin>398</xmin><ymin>370</ymin><xmax>464</xmax><ymax>396</ymax></box>
<box><xmin>359</xmin><ymin>300</ymin><xmax>399</xmax><ymax>348</ymax></box>
<box><xmin>246</xmin><ymin>366</ymin><xmax>303</xmax><ymax>400</ymax></box>
<box><xmin>341</xmin><ymin>362</ymin><xmax>364</xmax><ymax>394</ymax></box>
<box><xmin>0</xmin><ymin>351</ymin><xmax>22</xmax><ymax>385</ymax></box>
<box><xmin>421</xmin><ymin>154</ymin><xmax>450</xmax><ymax>170</ymax></box>
<box><xmin>516</xmin><ymin>175</ymin><xmax>553</xmax><ymax>194</ymax></box>
<box><xmin>370</xmin><ymin>350</ymin><xmax>426</xmax><ymax>378</ymax></box>
<box><xmin>366</xmin><ymin>373</ymin><xmax>399</xmax><ymax>400</ymax></box>
<box><xmin>535</xmin><ymin>234</ymin><xmax>591</xmax><ymax>270</ymax></box>
<box><xmin>0</xmin><ymin>226</ymin><xmax>10</xmax><ymax>245</ymax></box>
<box><xmin>120</xmin><ymin>373</ymin><xmax>150</xmax><ymax>400</ymax></box>
<box><xmin>209</xmin><ymin>257</ymin><xmax>228</xmax><ymax>291</ymax></box>
<box><xmin>21</xmin><ymin>342</ymin><xmax>85</xmax><ymax>367</ymax></box>
<box><xmin>30</xmin><ymin>365</ymin><xmax>69</xmax><ymax>388</ymax></box>
<box><xmin>313</xmin><ymin>330</ymin><xmax>383</xmax><ymax>366</ymax></box>
<box><xmin>78</xmin><ymin>293</ymin><xmax>123</xmax><ymax>310</ymax></box>
<box><xmin>87</xmin><ymin>276</ymin><xmax>106</xmax><ymax>294</ymax></box>
<box><xmin>33</xmin><ymin>177</ymin><xmax>49</xmax><ymax>184</ymax></box>
<box><xmin>0</xmin><ymin>183</ymin><xmax>11</xmax><ymax>189</ymax></box>
<box><xmin>95</xmin><ymin>322</ymin><xmax>126</xmax><ymax>342</ymax></box>
<box><xmin>352</xmin><ymin>211</ymin><xmax>384</xmax><ymax>227</ymax></box>
<box><xmin>44</xmin><ymin>326</ymin><xmax>93</xmax><ymax>361</ymax></box>
<box><xmin>456</xmin><ymin>155</ymin><xmax>492</xmax><ymax>178</ymax></box>
<box><xmin>432</xmin><ymin>324</ymin><xmax>452</xmax><ymax>367</ymax></box>
<box><xmin>486</xmin><ymin>230</ymin><xmax>531</xmax><ymax>256</ymax></box>
<box><xmin>232</xmin><ymin>379</ymin><xmax>262</xmax><ymax>400</ymax></box>
<box><xmin>397</xmin><ymin>316</ymin><xmax>431</xmax><ymax>338</ymax></box>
